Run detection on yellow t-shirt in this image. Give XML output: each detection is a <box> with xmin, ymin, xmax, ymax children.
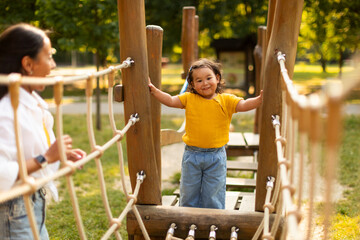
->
<box><xmin>178</xmin><ymin>92</ymin><xmax>243</xmax><ymax>148</ymax></box>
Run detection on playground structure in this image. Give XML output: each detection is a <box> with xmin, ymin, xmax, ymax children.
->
<box><xmin>0</xmin><ymin>0</ymin><xmax>359</xmax><ymax>239</ymax></box>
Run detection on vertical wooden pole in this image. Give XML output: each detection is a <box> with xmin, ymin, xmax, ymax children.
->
<box><xmin>253</xmin><ymin>26</ymin><xmax>266</xmax><ymax>134</ymax></box>
<box><xmin>181</xmin><ymin>6</ymin><xmax>196</xmax><ymax>79</ymax></box>
<box><xmin>117</xmin><ymin>0</ymin><xmax>161</xmax><ymax>205</ymax></box>
<box><xmin>324</xmin><ymin>88</ymin><xmax>342</xmax><ymax>240</ymax></box>
<box><xmin>146</xmin><ymin>25</ymin><xmax>163</xmax><ymax>194</ymax></box>
<box><xmin>194</xmin><ymin>15</ymin><xmax>199</xmax><ymax>60</ymax></box>
<box><xmin>255</xmin><ymin>0</ymin><xmax>304</xmax><ymax>211</ymax></box>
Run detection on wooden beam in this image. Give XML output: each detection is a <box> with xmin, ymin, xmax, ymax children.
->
<box><xmin>255</xmin><ymin>0</ymin><xmax>304</xmax><ymax>211</ymax></box>
<box><xmin>253</xmin><ymin>26</ymin><xmax>266</xmax><ymax>134</ymax></box>
<box><xmin>147</xmin><ymin>25</ymin><xmax>163</xmax><ymax>194</ymax></box>
<box><xmin>127</xmin><ymin>205</ymin><xmax>283</xmax><ymax>240</ymax></box>
<box><xmin>117</xmin><ymin>0</ymin><xmax>161</xmax><ymax>204</ymax></box>
<box><xmin>160</xmin><ymin>129</ymin><xmax>184</xmax><ymax>146</ymax></box>
<box><xmin>181</xmin><ymin>6</ymin><xmax>196</xmax><ymax>79</ymax></box>
<box><xmin>194</xmin><ymin>15</ymin><xmax>199</xmax><ymax>60</ymax></box>
<box><xmin>114</xmin><ymin>85</ymin><xmax>124</xmax><ymax>102</ymax></box>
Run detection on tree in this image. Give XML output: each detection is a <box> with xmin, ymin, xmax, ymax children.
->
<box><xmin>37</xmin><ymin>0</ymin><xmax>120</xmax><ymax>130</ymax></box>
<box><xmin>0</xmin><ymin>0</ymin><xmax>38</xmax><ymax>31</ymax></box>
<box><xmin>145</xmin><ymin>0</ymin><xmax>268</xmax><ymax>60</ymax></box>
<box><xmin>327</xmin><ymin>0</ymin><xmax>360</xmax><ymax>76</ymax></box>
<box><xmin>298</xmin><ymin>0</ymin><xmax>360</xmax><ymax>74</ymax></box>
<box><xmin>298</xmin><ymin>0</ymin><xmax>331</xmax><ymax>72</ymax></box>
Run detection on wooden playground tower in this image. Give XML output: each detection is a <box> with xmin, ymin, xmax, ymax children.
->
<box><xmin>117</xmin><ymin>0</ymin><xmax>304</xmax><ymax>239</ymax></box>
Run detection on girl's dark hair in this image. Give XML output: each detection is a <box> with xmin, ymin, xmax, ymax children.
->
<box><xmin>186</xmin><ymin>58</ymin><xmax>225</xmax><ymax>94</ymax></box>
<box><xmin>0</xmin><ymin>23</ymin><xmax>46</xmax><ymax>99</ymax></box>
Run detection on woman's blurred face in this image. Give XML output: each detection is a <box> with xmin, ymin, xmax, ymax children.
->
<box><xmin>30</xmin><ymin>36</ymin><xmax>56</xmax><ymax>92</ymax></box>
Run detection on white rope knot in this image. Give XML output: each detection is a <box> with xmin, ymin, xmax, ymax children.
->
<box><xmin>274</xmin><ymin>136</ymin><xmax>287</xmax><ymax>146</ymax></box>
<box><xmin>263</xmin><ymin>203</ymin><xmax>275</xmax><ymax>213</ymax></box>
<box><xmin>114</xmin><ymin>130</ymin><xmax>124</xmax><ymax>141</ymax></box>
<box><xmin>278</xmin><ymin>158</ymin><xmax>291</xmax><ymax>169</ymax></box>
<box><xmin>65</xmin><ymin>161</ymin><xmax>77</xmax><ymax>175</ymax></box>
<box><xmin>127</xmin><ymin>194</ymin><xmax>137</xmax><ymax>204</ymax></box>
<box><xmin>92</xmin><ymin>145</ymin><xmax>104</xmax><ymax>158</ymax></box>
<box><xmin>262</xmin><ymin>234</ymin><xmax>274</xmax><ymax>240</ymax></box>
<box><xmin>110</xmin><ymin>218</ymin><xmax>122</xmax><ymax>230</ymax></box>
<box><xmin>287</xmin><ymin>209</ymin><xmax>302</xmax><ymax>222</ymax></box>
<box><xmin>281</xmin><ymin>184</ymin><xmax>296</xmax><ymax>195</ymax></box>
<box><xmin>24</xmin><ymin>176</ymin><xmax>38</xmax><ymax>193</ymax></box>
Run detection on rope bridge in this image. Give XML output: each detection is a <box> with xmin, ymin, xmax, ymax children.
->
<box><xmin>250</xmin><ymin>51</ymin><xmax>346</xmax><ymax>240</ymax></box>
<box><xmin>0</xmin><ymin>58</ymin><xmax>153</xmax><ymax>240</ymax></box>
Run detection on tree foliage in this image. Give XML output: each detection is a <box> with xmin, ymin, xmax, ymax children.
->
<box><xmin>298</xmin><ymin>0</ymin><xmax>360</xmax><ymax>73</ymax></box>
<box><xmin>0</xmin><ymin>0</ymin><xmax>38</xmax><ymax>31</ymax></box>
<box><xmin>145</xmin><ymin>0</ymin><xmax>268</xmax><ymax>59</ymax></box>
<box><xmin>36</xmin><ymin>0</ymin><xmax>119</xmax><ymax>66</ymax></box>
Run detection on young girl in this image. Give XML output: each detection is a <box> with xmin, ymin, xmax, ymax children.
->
<box><xmin>149</xmin><ymin>58</ymin><xmax>263</xmax><ymax>209</ymax></box>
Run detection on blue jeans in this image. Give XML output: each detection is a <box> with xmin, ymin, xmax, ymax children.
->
<box><xmin>180</xmin><ymin>145</ymin><xmax>227</xmax><ymax>209</ymax></box>
<box><xmin>0</xmin><ymin>188</ymin><xmax>49</xmax><ymax>240</ymax></box>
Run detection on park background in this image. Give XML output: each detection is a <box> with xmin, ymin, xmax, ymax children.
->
<box><xmin>1</xmin><ymin>0</ymin><xmax>360</xmax><ymax>239</ymax></box>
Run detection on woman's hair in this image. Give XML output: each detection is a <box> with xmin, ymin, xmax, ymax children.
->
<box><xmin>186</xmin><ymin>58</ymin><xmax>225</xmax><ymax>94</ymax></box>
<box><xmin>0</xmin><ymin>23</ymin><xmax>47</xmax><ymax>99</ymax></box>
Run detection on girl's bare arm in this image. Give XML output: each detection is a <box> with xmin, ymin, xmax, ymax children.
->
<box><xmin>149</xmin><ymin>80</ymin><xmax>184</xmax><ymax>108</ymax></box>
<box><xmin>236</xmin><ymin>90</ymin><xmax>263</xmax><ymax>112</ymax></box>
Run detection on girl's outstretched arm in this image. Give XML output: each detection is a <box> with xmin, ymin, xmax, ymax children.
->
<box><xmin>149</xmin><ymin>78</ymin><xmax>184</xmax><ymax>108</ymax></box>
<box><xmin>236</xmin><ymin>90</ymin><xmax>263</xmax><ymax>112</ymax></box>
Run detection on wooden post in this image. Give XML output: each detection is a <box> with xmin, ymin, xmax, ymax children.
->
<box><xmin>194</xmin><ymin>15</ymin><xmax>199</xmax><ymax>60</ymax></box>
<box><xmin>255</xmin><ymin>0</ymin><xmax>304</xmax><ymax>211</ymax></box>
<box><xmin>117</xmin><ymin>0</ymin><xmax>161</xmax><ymax>205</ymax></box>
<box><xmin>253</xmin><ymin>26</ymin><xmax>266</xmax><ymax>134</ymax></box>
<box><xmin>146</xmin><ymin>25</ymin><xmax>163</xmax><ymax>194</ymax></box>
<box><xmin>181</xmin><ymin>6</ymin><xmax>196</xmax><ymax>79</ymax></box>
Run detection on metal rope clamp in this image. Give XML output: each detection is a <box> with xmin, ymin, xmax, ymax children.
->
<box><xmin>230</xmin><ymin>226</ymin><xmax>239</xmax><ymax>240</ymax></box>
<box><xmin>167</xmin><ymin>223</ymin><xmax>177</xmax><ymax>235</ymax></box>
<box><xmin>266</xmin><ymin>176</ymin><xmax>275</xmax><ymax>189</ymax></box>
<box><xmin>130</xmin><ymin>113</ymin><xmax>140</xmax><ymax>125</ymax></box>
<box><xmin>123</xmin><ymin>57</ymin><xmax>135</xmax><ymax>68</ymax></box>
<box><xmin>277</xmin><ymin>52</ymin><xmax>286</xmax><ymax>62</ymax></box>
<box><xmin>137</xmin><ymin>170</ymin><xmax>146</xmax><ymax>183</ymax></box>
<box><xmin>271</xmin><ymin>115</ymin><xmax>280</xmax><ymax>128</ymax></box>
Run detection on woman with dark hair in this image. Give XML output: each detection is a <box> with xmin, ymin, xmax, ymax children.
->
<box><xmin>0</xmin><ymin>23</ymin><xmax>86</xmax><ymax>239</ymax></box>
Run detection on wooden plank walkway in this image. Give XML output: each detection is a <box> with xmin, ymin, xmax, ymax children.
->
<box><xmin>226</xmin><ymin>132</ymin><xmax>259</xmax><ymax>157</ymax></box>
<box><xmin>227</xmin><ymin>160</ymin><xmax>258</xmax><ymax>171</ymax></box>
<box><xmin>226</xmin><ymin>177</ymin><xmax>256</xmax><ymax>189</ymax></box>
<box><xmin>162</xmin><ymin>192</ymin><xmax>255</xmax><ymax>211</ymax></box>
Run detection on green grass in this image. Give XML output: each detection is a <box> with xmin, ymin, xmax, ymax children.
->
<box><xmin>46</xmin><ymin>114</ymin><xmax>185</xmax><ymax>239</ymax></box>
<box><xmin>336</xmin><ymin>116</ymin><xmax>360</xmax><ymax>218</ymax></box>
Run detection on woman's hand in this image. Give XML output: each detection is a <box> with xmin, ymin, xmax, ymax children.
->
<box><xmin>66</xmin><ymin>148</ymin><xmax>86</xmax><ymax>162</ymax></box>
<box><xmin>44</xmin><ymin>135</ymin><xmax>86</xmax><ymax>164</ymax></box>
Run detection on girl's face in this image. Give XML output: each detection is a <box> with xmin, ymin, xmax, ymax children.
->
<box><xmin>191</xmin><ymin>67</ymin><xmax>220</xmax><ymax>99</ymax></box>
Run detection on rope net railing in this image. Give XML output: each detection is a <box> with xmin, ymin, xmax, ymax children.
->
<box><xmin>251</xmin><ymin>51</ymin><xmax>352</xmax><ymax>240</ymax></box>
<box><xmin>0</xmin><ymin>58</ymin><xmax>152</xmax><ymax>240</ymax></box>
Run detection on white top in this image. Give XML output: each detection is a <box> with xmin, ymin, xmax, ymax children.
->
<box><xmin>0</xmin><ymin>88</ymin><xmax>60</xmax><ymax>201</ymax></box>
